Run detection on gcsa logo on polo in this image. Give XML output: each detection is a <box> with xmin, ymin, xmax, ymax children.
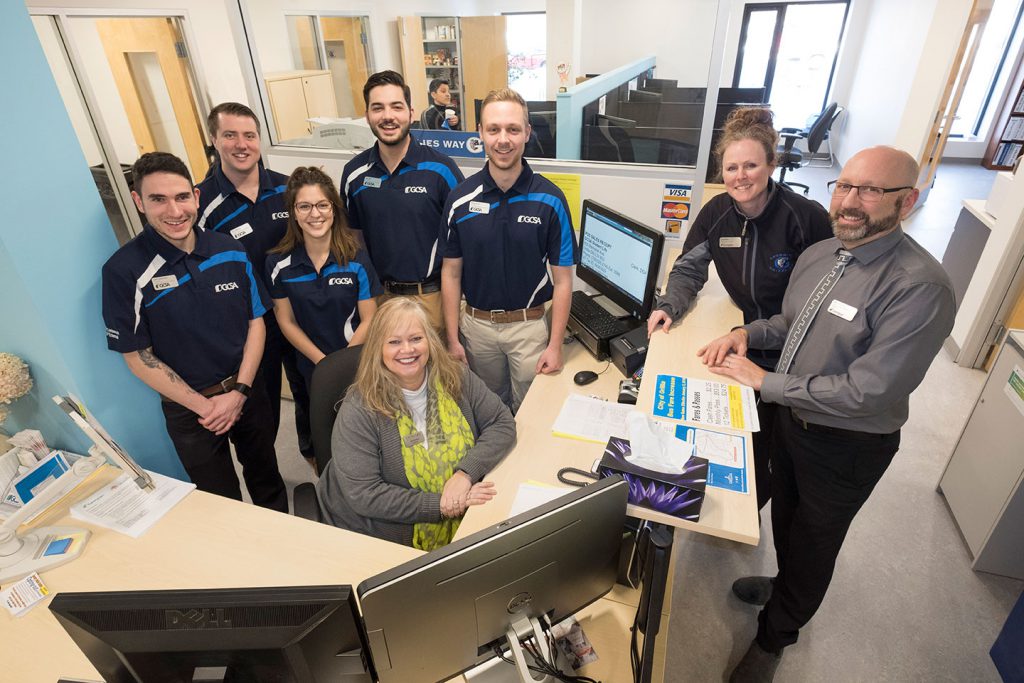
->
<box><xmin>405</xmin><ymin>186</ymin><xmax>428</xmax><ymax>194</ymax></box>
<box><xmin>214</xmin><ymin>282</ymin><xmax>240</xmax><ymax>292</ymax></box>
<box><xmin>271</xmin><ymin>211</ymin><xmax>289</xmax><ymax>220</ymax></box>
<box><xmin>328</xmin><ymin>276</ymin><xmax>354</xmax><ymax>286</ymax></box>
<box><xmin>517</xmin><ymin>215</ymin><xmax>542</xmax><ymax>224</ymax></box>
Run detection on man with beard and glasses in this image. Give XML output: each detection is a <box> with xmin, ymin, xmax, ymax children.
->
<box><xmin>339</xmin><ymin>71</ymin><xmax>464</xmax><ymax>333</ymax></box>
<box><xmin>441</xmin><ymin>88</ymin><xmax>578</xmax><ymax>414</ymax></box>
<box><xmin>697</xmin><ymin>146</ymin><xmax>956</xmax><ymax>682</ymax></box>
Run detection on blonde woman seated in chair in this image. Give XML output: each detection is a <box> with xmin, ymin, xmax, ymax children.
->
<box><xmin>316</xmin><ymin>297</ymin><xmax>515</xmax><ymax>550</ymax></box>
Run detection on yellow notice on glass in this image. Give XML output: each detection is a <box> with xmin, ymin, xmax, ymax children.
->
<box><xmin>540</xmin><ymin>173</ymin><xmax>582</xmax><ymax>232</ymax></box>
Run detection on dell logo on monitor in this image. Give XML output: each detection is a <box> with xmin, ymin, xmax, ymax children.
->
<box><xmin>165</xmin><ymin>608</ymin><xmax>233</xmax><ymax>629</ymax></box>
<box><xmin>506</xmin><ymin>592</ymin><xmax>533</xmax><ymax>614</ymax></box>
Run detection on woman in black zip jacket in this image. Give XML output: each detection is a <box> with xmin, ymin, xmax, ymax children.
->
<box><xmin>647</xmin><ymin>107</ymin><xmax>833</xmax><ymax>512</ymax></box>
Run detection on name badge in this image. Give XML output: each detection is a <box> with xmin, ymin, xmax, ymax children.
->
<box><xmin>152</xmin><ymin>275</ymin><xmax>179</xmax><ymax>291</ymax></box>
<box><xmin>719</xmin><ymin>237</ymin><xmax>742</xmax><ymax>248</ymax></box>
<box><xmin>468</xmin><ymin>201</ymin><xmax>490</xmax><ymax>214</ymax></box>
<box><xmin>827</xmin><ymin>299</ymin><xmax>858</xmax><ymax>321</ymax></box>
<box><xmin>402</xmin><ymin>431</ymin><xmax>425</xmax><ymax>447</ymax></box>
<box><xmin>230</xmin><ymin>223</ymin><xmax>254</xmax><ymax>240</ymax></box>
<box><xmin>362</xmin><ymin>176</ymin><xmax>382</xmax><ymax>188</ymax></box>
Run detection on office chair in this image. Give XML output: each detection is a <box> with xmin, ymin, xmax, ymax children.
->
<box><xmin>811</xmin><ymin>105</ymin><xmax>844</xmax><ymax>167</ymax></box>
<box><xmin>292</xmin><ymin>345</ymin><xmax>363</xmax><ymax>523</ymax></box>
<box><xmin>776</xmin><ymin>102</ymin><xmax>839</xmax><ymax>195</ymax></box>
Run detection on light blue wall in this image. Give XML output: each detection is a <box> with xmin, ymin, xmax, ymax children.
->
<box><xmin>0</xmin><ymin>4</ymin><xmax>184</xmax><ymax>479</ymax></box>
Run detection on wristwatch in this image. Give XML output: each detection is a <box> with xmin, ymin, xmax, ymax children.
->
<box><xmin>233</xmin><ymin>382</ymin><xmax>252</xmax><ymax>398</ymax></box>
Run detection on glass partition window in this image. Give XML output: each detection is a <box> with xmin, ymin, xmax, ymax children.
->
<box><xmin>506</xmin><ymin>13</ymin><xmax>546</xmax><ymax>102</ymax></box>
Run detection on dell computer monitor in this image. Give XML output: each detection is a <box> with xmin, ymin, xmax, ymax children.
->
<box><xmin>577</xmin><ymin>200</ymin><xmax>665</xmax><ymax>320</ymax></box>
<box><xmin>358</xmin><ymin>476</ymin><xmax>629</xmax><ymax>683</ymax></box>
<box><xmin>49</xmin><ymin>584</ymin><xmax>373</xmax><ymax>683</ymax></box>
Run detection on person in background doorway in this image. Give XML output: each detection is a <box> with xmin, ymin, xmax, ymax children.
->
<box><xmin>196</xmin><ymin>102</ymin><xmax>313</xmax><ymax>463</ymax></box>
<box><xmin>421</xmin><ymin>78</ymin><xmax>461</xmax><ymax>130</ymax></box>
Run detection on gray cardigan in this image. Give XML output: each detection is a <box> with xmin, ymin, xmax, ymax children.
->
<box><xmin>316</xmin><ymin>368</ymin><xmax>516</xmax><ymax>546</ymax></box>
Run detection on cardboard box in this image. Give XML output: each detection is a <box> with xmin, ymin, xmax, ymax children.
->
<box><xmin>598</xmin><ymin>437</ymin><xmax>707</xmax><ymax>521</ymax></box>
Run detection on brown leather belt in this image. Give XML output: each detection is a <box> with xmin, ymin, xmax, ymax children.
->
<box><xmin>384</xmin><ymin>278</ymin><xmax>441</xmax><ymax>295</ymax></box>
<box><xmin>465</xmin><ymin>304</ymin><xmax>545</xmax><ymax>324</ymax></box>
<box><xmin>199</xmin><ymin>374</ymin><xmax>239</xmax><ymax>398</ymax></box>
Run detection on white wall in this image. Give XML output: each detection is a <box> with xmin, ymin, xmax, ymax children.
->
<box><xmin>832</xmin><ymin>0</ymin><xmax>973</xmax><ymax>163</ymax></box>
<box><xmin>576</xmin><ymin>0</ymin><xmax>720</xmax><ymax>86</ymax></box>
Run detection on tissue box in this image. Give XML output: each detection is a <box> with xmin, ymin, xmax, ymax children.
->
<box><xmin>598</xmin><ymin>437</ymin><xmax>707</xmax><ymax>521</ymax></box>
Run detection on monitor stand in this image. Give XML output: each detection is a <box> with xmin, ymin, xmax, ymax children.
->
<box><xmin>464</xmin><ymin>615</ymin><xmax>573</xmax><ymax>683</ymax></box>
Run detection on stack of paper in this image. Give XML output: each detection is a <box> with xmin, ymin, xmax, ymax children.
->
<box><xmin>71</xmin><ymin>470</ymin><xmax>194</xmax><ymax>539</ymax></box>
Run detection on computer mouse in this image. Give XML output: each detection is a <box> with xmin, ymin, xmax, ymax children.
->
<box><xmin>573</xmin><ymin>370</ymin><xmax>599</xmax><ymax>386</ymax></box>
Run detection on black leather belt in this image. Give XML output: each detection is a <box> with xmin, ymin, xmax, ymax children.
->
<box><xmin>384</xmin><ymin>278</ymin><xmax>441</xmax><ymax>295</ymax></box>
<box><xmin>787</xmin><ymin>408</ymin><xmax>895</xmax><ymax>439</ymax></box>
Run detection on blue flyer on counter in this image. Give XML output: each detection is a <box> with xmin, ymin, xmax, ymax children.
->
<box><xmin>674</xmin><ymin>425</ymin><xmax>748</xmax><ymax>493</ymax></box>
<box><xmin>13</xmin><ymin>450</ymin><xmax>70</xmax><ymax>504</ymax></box>
<box><xmin>653</xmin><ymin>374</ymin><xmax>685</xmax><ymax>419</ymax></box>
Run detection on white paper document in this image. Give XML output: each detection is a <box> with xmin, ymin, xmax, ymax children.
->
<box><xmin>651</xmin><ymin>374</ymin><xmax>761</xmax><ymax>431</ymax></box>
<box><xmin>551</xmin><ymin>394</ymin><xmax>639</xmax><ymax>443</ymax></box>
<box><xmin>509</xmin><ymin>483</ymin><xmax>575</xmax><ymax>517</ymax></box>
<box><xmin>70</xmin><ymin>470</ymin><xmax>195</xmax><ymax>538</ymax></box>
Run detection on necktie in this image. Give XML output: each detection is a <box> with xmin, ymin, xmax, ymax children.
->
<box><xmin>775</xmin><ymin>249</ymin><xmax>853</xmax><ymax>374</ymax></box>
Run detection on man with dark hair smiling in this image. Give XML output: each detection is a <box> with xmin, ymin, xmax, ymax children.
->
<box><xmin>102</xmin><ymin>151</ymin><xmax>287</xmax><ymax>512</ymax></box>
<box><xmin>699</xmin><ymin>146</ymin><xmax>956</xmax><ymax>682</ymax></box>
<box><xmin>196</xmin><ymin>101</ymin><xmax>311</xmax><ymax>464</ymax></box>
<box><xmin>339</xmin><ymin>71</ymin><xmax>464</xmax><ymax>332</ymax></box>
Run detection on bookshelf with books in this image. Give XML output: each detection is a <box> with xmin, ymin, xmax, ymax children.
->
<box><xmin>985</xmin><ymin>47</ymin><xmax>1024</xmax><ymax>171</ymax></box>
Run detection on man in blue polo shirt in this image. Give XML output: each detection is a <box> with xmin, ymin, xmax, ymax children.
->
<box><xmin>102</xmin><ymin>152</ymin><xmax>287</xmax><ymax>512</ymax></box>
<box><xmin>441</xmin><ymin>88</ymin><xmax>578</xmax><ymax>413</ymax></box>
<box><xmin>339</xmin><ymin>70</ymin><xmax>464</xmax><ymax>332</ymax></box>
<box><xmin>196</xmin><ymin>102</ymin><xmax>311</xmax><ymax>463</ymax></box>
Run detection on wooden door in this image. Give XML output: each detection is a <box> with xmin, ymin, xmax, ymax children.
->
<box><xmin>320</xmin><ymin>17</ymin><xmax>370</xmax><ymax>117</ymax></box>
<box><xmin>95</xmin><ymin>17</ymin><xmax>207</xmax><ymax>179</ymax></box>
<box><xmin>266</xmin><ymin>76</ymin><xmax>311</xmax><ymax>140</ymax></box>
<box><xmin>303</xmin><ymin>73</ymin><xmax>340</xmax><ymax>119</ymax></box>
<box><xmin>460</xmin><ymin>16</ymin><xmax>508</xmax><ymax>131</ymax></box>
<box><xmin>397</xmin><ymin>16</ymin><xmax>429</xmax><ymax>116</ymax></box>
<box><xmin>915</xmin><ymin>2</ymin><xmax>988</xmax><ymax>206</ymax></box>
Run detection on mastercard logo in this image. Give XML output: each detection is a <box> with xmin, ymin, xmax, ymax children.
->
<box><xmin>662</xmin><ymin>203</ymin><xmax>689</xmax><ymax>219</ymax></box>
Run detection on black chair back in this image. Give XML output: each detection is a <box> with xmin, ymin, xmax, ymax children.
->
<box><xmin>805</xmin><ymin>102</ymin><xmax>839</xmax><ymax>155</ymax></box>
<box><xmin>309</xmin><ymin>345</ymin><xmax>363</xmax><ymax>474</ymax></box>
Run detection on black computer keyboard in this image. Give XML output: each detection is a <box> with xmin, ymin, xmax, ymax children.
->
<box><xmin>571</xmin><ymin>291</ymin><xmax>635</xmax><ymax>338</ymax></box>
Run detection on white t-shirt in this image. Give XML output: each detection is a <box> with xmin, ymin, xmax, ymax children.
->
<box><xmin>402</xmin><ymin>377</ymin><xmax>430</xmax><ymax>449</ymax></box>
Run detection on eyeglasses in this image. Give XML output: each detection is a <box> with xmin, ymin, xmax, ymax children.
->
<box><xmin>827</xmin><ymin>181</ymin><xmax>913</xmax><ymax>202</ymax></box>
<box><xmin>294</xmin><ymin>201</ymin><xmax>333</xmax><ymax>215</ymax></box>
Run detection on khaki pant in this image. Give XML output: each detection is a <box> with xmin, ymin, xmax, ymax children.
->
<box><xmin>460</xmin><ymin>312</ymin><xmax>549</xmax><ymax>414</ymax></box>
<box><xmin>377</xmin><ymin>289</ymin><xmax>444</xmax><ymax>336</ymax></box>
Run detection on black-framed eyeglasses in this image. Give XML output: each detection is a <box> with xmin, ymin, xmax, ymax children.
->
<box><xmin>827</xmin><ymin>181</ymin><xmax>913</xmax><ymax>202</ymax></box>
<box><xmin>294</xmin><ymin>201</ymin><xmax>333</xmax><ymax>215</ymax></box>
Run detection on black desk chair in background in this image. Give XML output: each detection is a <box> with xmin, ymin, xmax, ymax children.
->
<box><xmin>776</xmin><ymin>102</ymin><xmax>840</xmax><ymax>195</ymax></box>
<box><xmin>292</xmin><ymin>345</ymin><xmax>363</xmax><ymax>522</ymax></box>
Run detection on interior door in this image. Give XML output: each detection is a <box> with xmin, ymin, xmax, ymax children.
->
<box><xmin>460</xmin><ymin>16</ymin><xmax>508</xmax><ymax>131</ymax></box>
<box><xmin>94</xmin><ymin>17</ymin><xmax>208</xmax><ymax>180</ymax></box>
<box><xmin>320</xmin><ymin>17</ymin><xmax>370</xmax><ymax>117</ymax></box>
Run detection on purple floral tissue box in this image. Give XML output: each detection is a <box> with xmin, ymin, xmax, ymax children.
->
<box><xmin>598</xmin><ymin>436</ymin><xmax>708</xmax><ymax>521</ymax></box>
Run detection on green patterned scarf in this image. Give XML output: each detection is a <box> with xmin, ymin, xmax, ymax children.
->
<box><xmin>396</xmin><ymin>377</ymin><xmax>475</xmax><ymax>551</ymax></box>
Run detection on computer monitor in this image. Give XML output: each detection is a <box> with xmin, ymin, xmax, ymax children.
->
<box><xmin>358</xmin><ymin>476</ymin><xmax>629</xmax><ymax>683</ymax></box>
<box><xmin>577</xmin><ymin>199</ymin><xmax>665</xmax><ymax>320</ymax></box>
<box><xmin>49</xmin><ymin>584</ymin><xmax>373</xmax><ymax>683</ymax></box>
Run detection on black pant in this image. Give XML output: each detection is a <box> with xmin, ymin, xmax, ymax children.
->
<box><xmin>161</xmin><ymin>372</ymin><xmax>288</xmax><ymax>512</ymax></box>
<box><xmin>263</xmin><ymin>315</ymin><xmax>313</xmax><ymax>459</ymax></box>
<box><xmin>756</xmin><ymin>408</ymin><xmax>900</xmax><ymax>653</ymax></box>
<box><xmin>751</xmin><ymin>397</ymin><xmax>777</xmax><ymax>510</ymax></box>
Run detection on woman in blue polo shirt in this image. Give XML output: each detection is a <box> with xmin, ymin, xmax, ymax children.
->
<box><xmin>267</xmin><ymin>166</ymin><xmax>382</xmax><ymax>391</ymax></box>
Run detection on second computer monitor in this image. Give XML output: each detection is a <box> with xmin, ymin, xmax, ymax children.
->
<box><xmin>578</xmin><ymin>199</ymin><xmax>665</xmax><ymax>320</ymax></box>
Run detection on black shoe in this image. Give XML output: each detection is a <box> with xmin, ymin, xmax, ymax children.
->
<box><xmin>728</xmin><ymin>639</ymin><xmax>782</xmax><ymax>683</ymax></box>
<box><xmin>732</xmin><ymin>576</ymin><xmax>774</xmax><ymax>606</ymax></box>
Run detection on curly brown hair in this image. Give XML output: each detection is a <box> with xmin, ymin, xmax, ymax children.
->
<box><xmin>713</xmin><ymin>106</ymin><xmax>779</xmax><ymax>177</ymax></box>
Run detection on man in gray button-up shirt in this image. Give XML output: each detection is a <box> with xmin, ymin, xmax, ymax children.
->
<box><xmin>700</xmin><ymin>146</ymin><xmax>956</xmax><ymax>682</ymax></box>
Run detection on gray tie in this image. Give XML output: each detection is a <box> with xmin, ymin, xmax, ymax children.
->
<box><xmin>775</xmin><ymin>249</ymin><xmax>853</xmax><ymax>374</ymax></box>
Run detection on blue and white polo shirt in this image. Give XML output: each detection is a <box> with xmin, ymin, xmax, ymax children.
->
<box><xmin>266</xmin><ymin>246</ymin><xmax>382</xmax><ymax>382</ymax></box>
<box><xmin>102</xmin><ymin>225</ymin><xmax>269</xmax><ymax>391</ymax></box>
<box><xmin>442</xmin><ymin>160</ymin><xmax>578</xmax><ymax>312</ymax></box>
<box><xmin>195</xmin><ymin>162</ymin><xmax>288</xmax><ymax>289</ymax></box>
<box><xmin>339</xmin><ymin>136</ymin><xmax>464</xmax><ymax>284</ymax></box>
